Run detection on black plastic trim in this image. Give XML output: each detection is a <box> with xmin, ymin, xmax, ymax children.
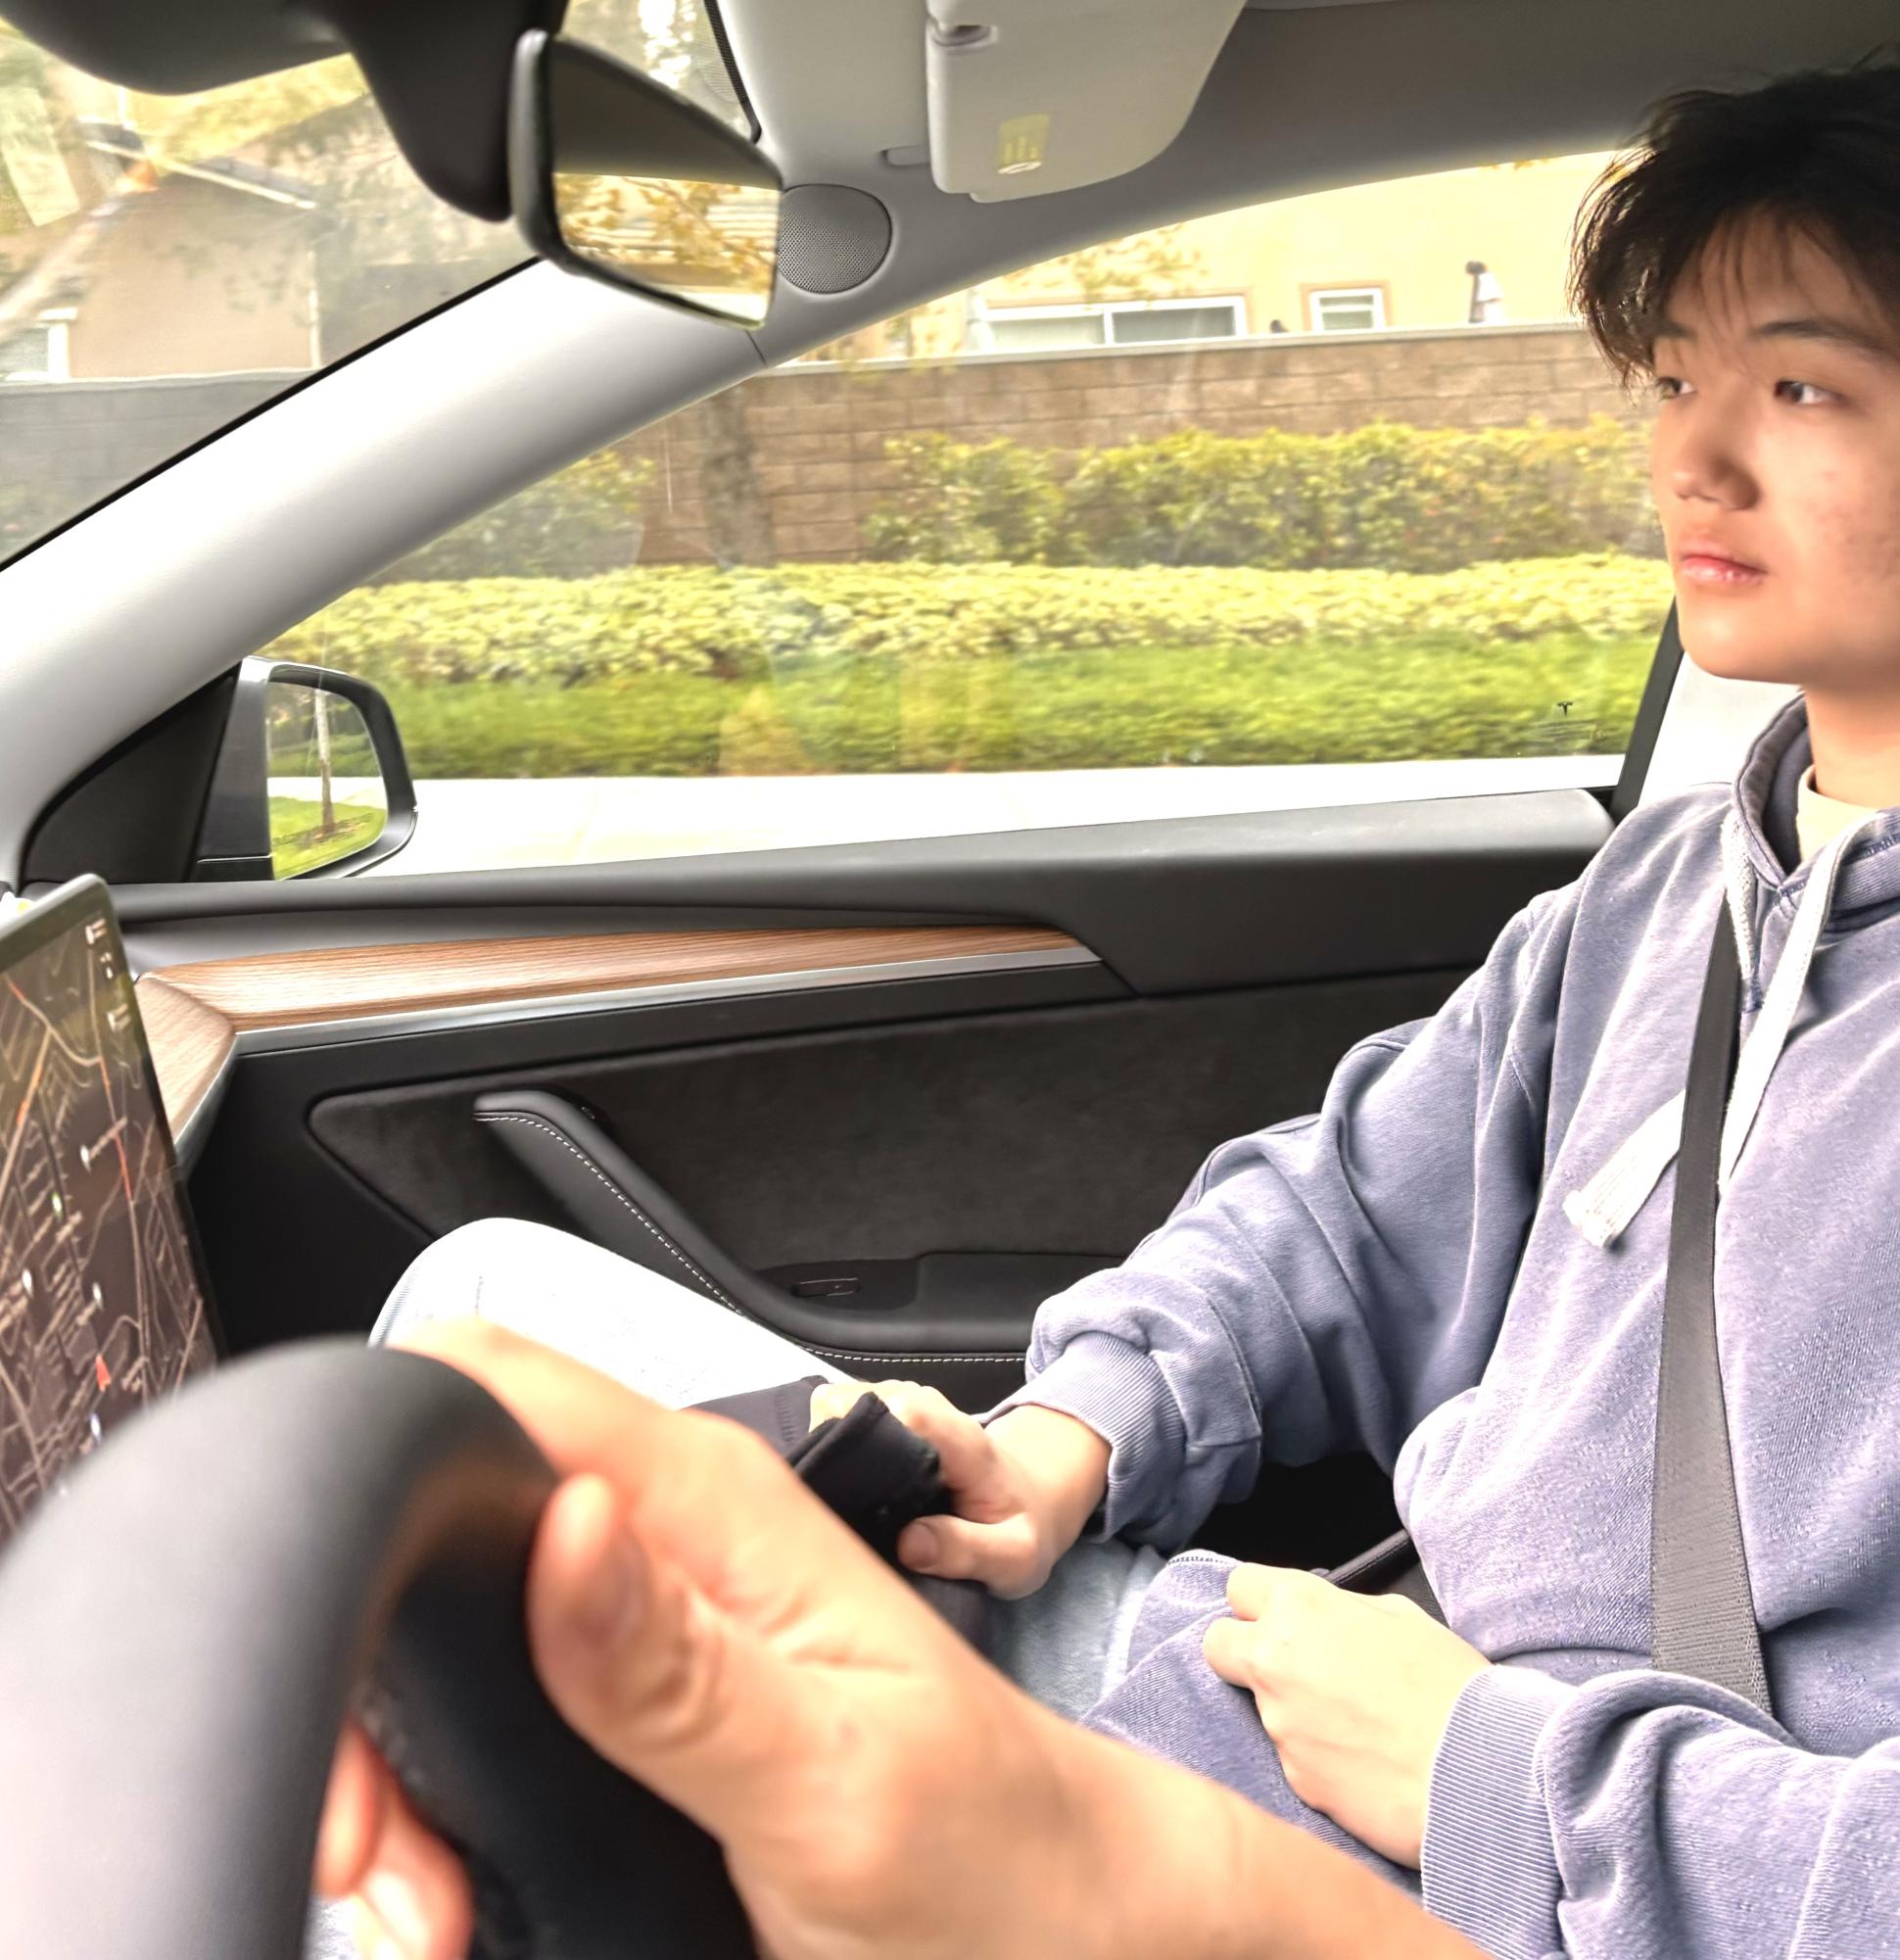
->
<box><xmin>1612</xmin><ymin>603</ymin><xmax>1684</xmax><ymax>823</ymax></box>
<box><xmin>700</xmin><ymin>0</ymin><xmax>761</xmax><ymax>141</ymax></box>
<box><xmin>22</xmin><ymin>673</ymin><xmax>235</xmax><ymax>886</ymax></box>
<box><xmin>477</xmin><ymin>1087</ymin><xmax>1044</xmax><ymax>1356</ymax></box>
<box><xmin>316</xmin><ymin>0</ymin><xmax>563</xmax><ymax>220</ymax></box>
<box><xmin>194</xmin><ymin>657</ymin><xmax>419</xmax><ymax>882</ymax></box>
<box><xmin>509</xmin><ymin>28</ymin><xmax>783</xmax><ymax>321</ymax></box>
<box><xmin>187</xmin><ymin>962</ymin><xmax>1132</xmax><ymax>1358</ymax></box>
<box><xmin>114</xmin><ymin>789</ymin><xmax>1612</xmax><ymax>997</ymax></box>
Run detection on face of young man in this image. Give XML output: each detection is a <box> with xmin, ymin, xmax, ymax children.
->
<box><xmin>1648</xmin><ymin>222</ymin><xmax>1900</xmax><ymax>717</ymax></box>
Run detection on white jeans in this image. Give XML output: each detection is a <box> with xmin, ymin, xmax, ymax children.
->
<box><xmin>309</xmin><ymin>1219</ymin><xmax>1164</xmax><ymax>1959</ymax></box>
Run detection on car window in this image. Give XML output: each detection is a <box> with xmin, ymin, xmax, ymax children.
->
<box><xmin>0</xmin><ymin>3</ymin><xmax>739</xmax><ymax>568</ymax></box>
<box><xmin>263</xmin><ymin>152</ymin><xmax>1670</xmax><ymax>877</ymax></box>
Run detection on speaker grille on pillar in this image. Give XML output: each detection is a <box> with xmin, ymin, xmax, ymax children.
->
<box><xmin>777</xmin><ymin>184</ymin><xmax>893</xmax><ymax>295</ymax></box>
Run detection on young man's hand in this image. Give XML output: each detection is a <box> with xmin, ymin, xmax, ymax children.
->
<box><xmin>1201</xmin><ymin>1564</ymin><xmax>1491</xmax><ymax>1868</ymax></box>
<box><xmin>807</xmin><ymin>1379</ymin><xmax>1110</xmax><ymax>1599</ymax></box>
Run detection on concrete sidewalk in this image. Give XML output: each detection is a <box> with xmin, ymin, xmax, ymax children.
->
<box><xmin>322</xmin><ymin>754</ymin><xmax>1621</xmax><ymax>876</ymax></box>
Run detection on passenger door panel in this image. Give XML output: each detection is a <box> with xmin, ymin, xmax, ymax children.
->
<box><xmin>114</xmin><ymin>789</ymin><xmax>1610</xmax><ymax>1561</ymax></box>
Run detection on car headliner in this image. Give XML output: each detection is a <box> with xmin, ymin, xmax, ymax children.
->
<box><xmin>0</xmin><ymin>0</ymin><xmax>1888</xmax><ymax>886</ymax></box>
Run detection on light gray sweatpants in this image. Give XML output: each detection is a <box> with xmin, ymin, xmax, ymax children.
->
<box><xmin>309</xmin><ymin>1219</ymin><xmax>1164</xmax><ymax>1959</ymax></box>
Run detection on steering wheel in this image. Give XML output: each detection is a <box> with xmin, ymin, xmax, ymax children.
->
<box><xmin>0</xmin><ymin>1341</ymin><xmax>756</xmax><ymax>1958</ymax></box>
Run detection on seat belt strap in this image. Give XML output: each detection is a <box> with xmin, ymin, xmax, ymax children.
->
<box><xmin>1649</xmin><ymin>913</ymin><xmax>1774</xmax><ymax>1712</ymax></box>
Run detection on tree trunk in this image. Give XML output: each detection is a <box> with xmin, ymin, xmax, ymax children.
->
<box><xmin>697</xmin><ymin>384</ymin><xmax>774</xmax><ymax>568</ymax></box>
<box><xmin>312</xmin><ymin>690</ymin><xmax>335</xmax><ymax>837</ymax></box>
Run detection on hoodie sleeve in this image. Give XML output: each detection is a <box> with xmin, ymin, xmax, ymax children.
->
<box><xmin>983</xmin><ymin>881</ymin><xmax>1577</xmax><ymax>1550</ymax></box>
<box><xmin>1422</xmin><ymin>1662</ymin><xmax>1900</xmax><ymax>1960</ymax></box>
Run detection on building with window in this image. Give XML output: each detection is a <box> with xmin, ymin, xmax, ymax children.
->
<box><xmin>4</xmin><ymin>112</ymin><xmax>1616</xmax><ymax>388</ymax></box>
<box><xmin>895</xmin><ymin>152</ymin><xmax>1613</xmax><ymax>358</ymax></box>
<box><xmin>0</xmin><ymin>60</ymin><xmax>511</xmax><ymax>385</ymax></box>
<box><xmin>0</xmin><ymin>305</ymin><xmax>70</xmax><ymax>378</ymax></box>
<box><xmin>971</xmin><ymin>293</ymin><xmax>1251</xmax><ymax>352</ymax></box>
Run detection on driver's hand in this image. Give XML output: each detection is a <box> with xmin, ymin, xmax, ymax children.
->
<box><xmin>314</xmin><ymin>1320</ymin><xmax>1116</xmax><ymax>1960</ymax></box>
<box><xmin>807</xmin><ymin>1380</ymin><xmax>1109</xmax><ymax>1599</ymax></box>
<box><xmin>316</xmin><ymin>1323</ymin><xmax>1485</xmax><ymax>1960</ymax></box>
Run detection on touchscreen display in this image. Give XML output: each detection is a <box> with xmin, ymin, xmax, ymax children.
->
<box><xmin>0</xmin><ymin>882</ymin><xmax>214</xmax><ymax>1544</ymax></box>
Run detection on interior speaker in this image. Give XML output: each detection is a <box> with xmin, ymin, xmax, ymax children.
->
<box><xmin>777</xmin><ymin>184</ymin><xmax>894</xmax><ymax>295</ymax></box>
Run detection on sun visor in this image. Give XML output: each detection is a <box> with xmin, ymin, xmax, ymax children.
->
<box><xmin>925</xmin><ymin>0</ymin><xmax>1246</xmax><ymax>201</ymax></box>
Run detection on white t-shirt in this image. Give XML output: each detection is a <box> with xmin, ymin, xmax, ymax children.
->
<box><xmin>1795</xmin><ymin>766</ymin><xmax>1877</xmax><ymax>863</ymax></box>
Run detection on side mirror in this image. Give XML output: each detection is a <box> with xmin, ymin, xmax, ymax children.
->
<box><xmin>192</xmin><ymin>658</ymin><xmax>417</xmax><ymax>881</ymax></box>
<box><xmin>508</xmin><ymin>30</ymin><xmax>782</xmax><ymax>327</ymax></box>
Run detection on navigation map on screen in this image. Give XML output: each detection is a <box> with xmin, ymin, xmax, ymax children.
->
<box><xmin>0</xmin><ymin>884</ymin><xmax>214</xmax><ymax>1544</ymax></box>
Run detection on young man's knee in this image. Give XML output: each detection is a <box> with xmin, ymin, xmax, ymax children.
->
<box><xmin>377</xmin><ymin>1217</ymin><xmax>581</xmax><ymax>1338</ymax></box>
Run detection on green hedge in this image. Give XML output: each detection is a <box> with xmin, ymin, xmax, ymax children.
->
<box><xmin>380</xmin><ymin>629</ymin><xmax>1653</xmax><ymax>780</ymax></box>
<box><xmin>368</xmin><ymin>447</ymin><xmax>656</xmax><ymax>584</ymax></box>
<box><xmin>864</xmin><ymin>436</ymin><xmax>1070</xmax><ymax>564</ymax></box>
<box><xmin>271</xmin><ymin>553</ymin><xmax>1674</xmax><ymax>691</ymax></box>
<box><xmin>865</xmin><ymin>419</ymin><xmax>1655</xmax><ymax>573</ymax></box>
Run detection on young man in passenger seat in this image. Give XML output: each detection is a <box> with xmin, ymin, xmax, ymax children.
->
<box><xmin>334</xmin><ymin>56</ymin><xmax>1900</xmax><ymax>1960</ymax></box>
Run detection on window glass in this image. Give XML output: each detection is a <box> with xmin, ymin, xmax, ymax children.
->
<box><xmin>0</xmin><ymin>313</ymin><xmax>56</xmax><ymax>374</ymax></box>
<box><xmin>1111</xmin><ymin>301</ymin><xmax>1241</xmax><ymax>344</ymax></box>
<box><xmin>1310</xmin><ymin>286</ymin><xmax>1386</xmax><ymax>332</ymax></box>
<box><xmin>264</xmin><ymin>153</ymin><xmax>1671</xmax><ymax>876</ymax></box>
<box><xmin>981</xmin><ymin>300</ymin><xmax>1245</xmax><ymax>353</ymax></box>
<box><xmin>984</xmin><ymin>310</ymin><xmax>1110</xmax><ymax>352</ymax></box>
<box><xmin>0</xmin><ymin>4</ymin><xmax>738</xmax><ymax>566</ymax></box>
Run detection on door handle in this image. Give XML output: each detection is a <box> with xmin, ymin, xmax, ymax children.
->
<box><xmin>472</xmin><ymin>1088</ymin><xmax>1041</xmax><ymax>1402</ymax></box>
<box><xmin>475</xmin><ymin>1086</ymin><xmax>813</xmax><ymax>1322</ymax></box>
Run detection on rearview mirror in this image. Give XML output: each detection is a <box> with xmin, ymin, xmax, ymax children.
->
<box><xmin>509</xmin><ymin>30</ymin><xmax>782</xmax><ymax>328</ymax></box>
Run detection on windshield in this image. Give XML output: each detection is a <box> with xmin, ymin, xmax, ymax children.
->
<box><xmin>0</xmin><ymin>3</ymin><xmax>741</xmax><ymax>568</ymax></box>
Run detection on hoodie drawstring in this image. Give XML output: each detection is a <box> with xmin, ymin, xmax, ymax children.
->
<box><xmin>1563</xmin><ymin>808</ymin><xmax>1879</xmax><ymax>1250</ymax></box>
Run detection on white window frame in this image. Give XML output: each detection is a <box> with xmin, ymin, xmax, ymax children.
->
<box><xmin>974</xmin><ymin>294</ymin><xmax>1249</xmax><ymax>351</ymax></box>
<box><xmin>1306</xmin><ymin>286</ymin><xmax>1388</xmax><ymax>333</ymax></box>
<box><xmin>0</xmin><ymin>309</ymin><xmax>74</xmax><ymax>382</ymax></box>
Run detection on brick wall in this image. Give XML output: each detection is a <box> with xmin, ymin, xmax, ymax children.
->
<box><xmin>1</xmin><ymin>320</ymin><xmax>1633</xmax><ymax>572</ymax></box>
<box><xmin>624</xmin><ymin>319</ymin><xmax>1638</xmax><ymax>564</ymax></box>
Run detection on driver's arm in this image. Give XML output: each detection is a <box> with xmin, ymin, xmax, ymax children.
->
<box><xmin>317</xmin><ymin>1318</ymin><xmax>1481</xmax><ymax>1960</ymax></box>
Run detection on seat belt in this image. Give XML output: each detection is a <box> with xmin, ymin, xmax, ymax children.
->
<box><xmin>1344</xmin><ymin>903</ymin><xmax>1776</xmax><ymax>1713</ymax></box>
<box><xmin>702</xmin><ymin>905</ymin><xmax>1775</xmax><ymax>1706</ymax></box>
<box><xmin>1648</xmin><ymin>913</ymin><xmax>1774</xmax><ymax>1711</ymax></box>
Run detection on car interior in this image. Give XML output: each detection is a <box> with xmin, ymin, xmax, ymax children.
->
<box><xmin>0</xmin><ymin>0</ymin><xmax>1882</xmax><ymax>1952</ymax></box>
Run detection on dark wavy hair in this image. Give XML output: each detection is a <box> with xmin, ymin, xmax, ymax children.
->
<box><xmin>1571</xmin><ymin>53</ymin><xmax>1900</xmax><ymax>379</ymax></box>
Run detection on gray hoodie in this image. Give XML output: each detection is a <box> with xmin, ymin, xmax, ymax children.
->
<box><xmin>993</xmin><ymin>696</ymin><xmax>1900</xmax><ymax>1959</ymax></box>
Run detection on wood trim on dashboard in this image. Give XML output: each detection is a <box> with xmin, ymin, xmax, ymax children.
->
<box><xmin>145</xmin><ymin>925</ymin><xmax>1086</xmax><ymax>1034</ymax></box>
<box><xmin>136</xmin><ymin>973</ymin><xmax>237</xmax><ymax>1142</ymax></box>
